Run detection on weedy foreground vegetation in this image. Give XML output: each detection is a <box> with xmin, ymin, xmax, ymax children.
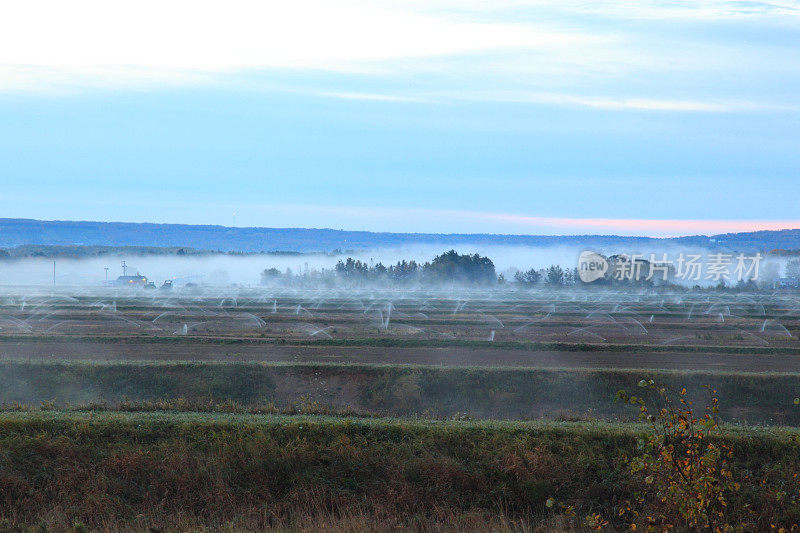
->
<box><xmin>0</xmin><ymin>402</ymin><xmax>799</xmax><ymax>532</ymax></box>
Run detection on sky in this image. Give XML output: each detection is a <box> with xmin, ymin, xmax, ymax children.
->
<box><xmin>1</xmin><ymin>0</ymin><xmax>799</xmax><ymax>236</ymax></box>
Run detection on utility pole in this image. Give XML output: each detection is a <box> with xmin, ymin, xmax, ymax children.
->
<box><xmin>104</xmin><ymin>267</ymin><xmax>109</xmax><ymax>282</ymax></box>
<box><xmin>122</xmin><ymin>261</ymin><xmax>127</xmax><ymax>276</ymax></box>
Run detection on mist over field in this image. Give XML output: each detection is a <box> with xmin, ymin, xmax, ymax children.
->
<box><xmin>0</xmin><ymin>244</ymin><xmax>588</xmax><ymax>286</ymax></box>
<box><xmin>1</xmin><ymin>243</ymin><xmax>761</xmax><ymax>287</ymax></box>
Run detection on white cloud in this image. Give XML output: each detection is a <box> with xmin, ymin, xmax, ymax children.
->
<box><xmin>0</xmin><ymin>0</ymin><xmax>601</xmax><ymax>90</ymax></box>
<box><xmin>408</xmin><ymin>0</ymin><xmax>800</xmax><ymax>21</ymax></box>
<box><xmin>302</xmin><ymin>88</ymin><xmax>784</xmax><ymax>113</ymax></box>
<box><xmin>312</xmin><ymin>91</ymin><xmax>431</xmax><ymax>103</ymax></box>
<box><xmin>1</xmin><ymin>0</ymin><xmax>797</xmax><ymax>116</ymax></box>
<box><xmin>442</xmin><ymin>91</ymin><xmax>797</xmax><ymax>112</ymax></box>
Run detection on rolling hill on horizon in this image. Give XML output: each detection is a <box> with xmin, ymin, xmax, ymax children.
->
<box><xmin>2</xmin><ymin>218</ymin><xmax>800</xmax><ymax>254</ymax></box>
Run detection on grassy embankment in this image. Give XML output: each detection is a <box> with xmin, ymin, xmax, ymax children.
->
<box><xmin>0</xmin><ymin>411</ymin><xmax>799</xmax><ymax>531</ymax></box>
<box><xmin>2</xmin><ymin>361</ymin><xmax>800</xmax><ymax>424</ymax></box>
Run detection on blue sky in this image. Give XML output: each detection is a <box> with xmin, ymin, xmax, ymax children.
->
<box><xmin>1</xmin><ymin>0</ymin><xmax>799</xmax><ymax>236</ymax></box>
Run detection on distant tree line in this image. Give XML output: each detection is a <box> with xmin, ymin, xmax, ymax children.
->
<box><xmin>262</xmin><ymin>251</ymin><xmax>782</xmax><ymax>291</ymax></box>
<box><xmin>261</xmin><ymin>250</ymin><xmax>593</xmax><ymax>287</ymax></box>
<box><xmin>262</xmin><ymin>250</ymin><xmax>497</xmax><ymax>286</ymax></box>
<box><xmin>513</xmin><ymin>265</ymin><xmax>582</xmax><ymax>286</ymax></box>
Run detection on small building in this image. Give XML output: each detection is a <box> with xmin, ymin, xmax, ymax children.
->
<box><xmin>109</xmin><ymin>274</ymin><xmax>149</xmax><ymax>287</ymax></box>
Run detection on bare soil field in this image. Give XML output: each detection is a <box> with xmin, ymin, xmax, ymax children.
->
<box><xmin>1</xmin><ymin>287</ymin><xmax>799</xmax><ymax>374</ymax></box>
<box><xmin>3</xmin><ymin>338</ymin><xmax>800</xmax><ymax>371</ymax></box>
<box><xmin>2</xmin><ymin>288</ymin><xmax>800</xmax><ymax>348</ymax></box>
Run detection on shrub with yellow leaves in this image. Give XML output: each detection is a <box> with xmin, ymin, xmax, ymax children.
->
<box><xmin>616</xmin><ymin>380</ymin><xmax>742</xmax><ymax>531</ymax></box>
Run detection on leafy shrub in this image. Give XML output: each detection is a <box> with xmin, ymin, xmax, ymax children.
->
<box><xmin>617</xmin><ymin>380</ymin><xmax>799</xmax><ymax>531</ymax></box>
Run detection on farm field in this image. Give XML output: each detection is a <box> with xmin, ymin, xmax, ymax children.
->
<box><xmin>3</xmin><ymin>287</ymin><xmax>800</xmax><ymax>347</ymax></box>
<box><xmin>1</xmin><ymin>286</ymin><xmax>800</xmax><ymax>530</ymax></box>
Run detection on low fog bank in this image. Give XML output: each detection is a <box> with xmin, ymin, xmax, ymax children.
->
<box><xmin>0</xmin><ymin>245</ymin><xmax>585</xmax><ymax>287</ymax></box>
<box><xmin>0</xmin><ymin>242</ymin><xmax>789</xmax><ymax>288</ymax></box>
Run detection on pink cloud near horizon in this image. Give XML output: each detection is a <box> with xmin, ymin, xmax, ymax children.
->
<box><xmin>475</xmin><ymin>213</ymin><xmax>800</xmax><ymax>237</ymax></box>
